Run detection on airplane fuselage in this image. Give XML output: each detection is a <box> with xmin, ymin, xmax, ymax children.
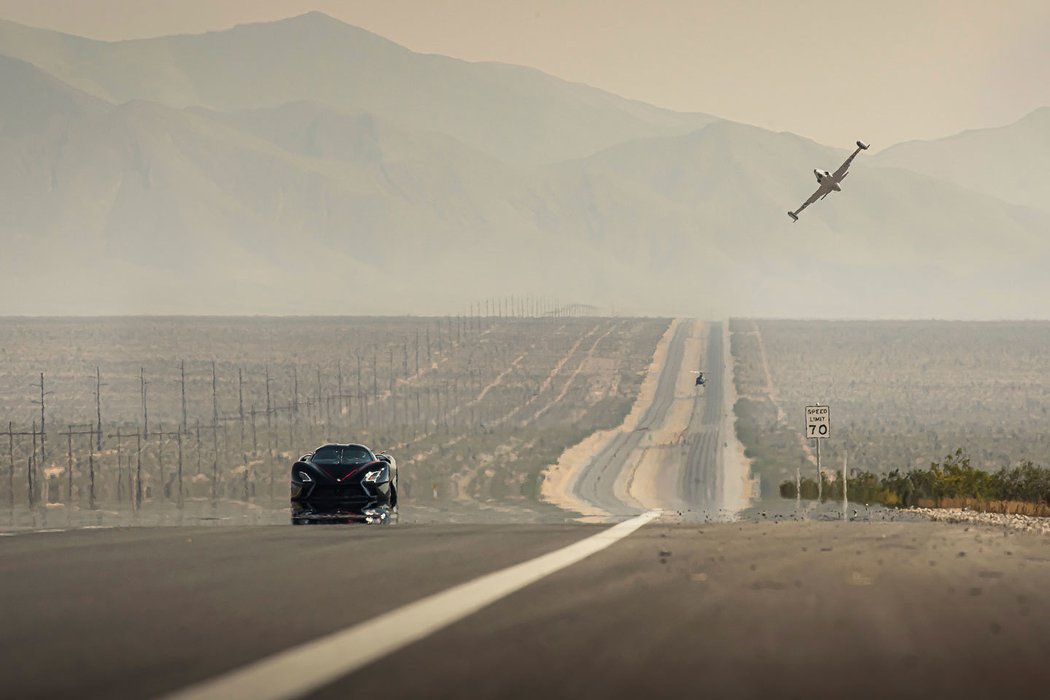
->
<box><xmin>814</xmin><ymin>169</ymin><xmax>843</xmax><ymax>190</ymax></box>
<box><xmin>788</xmin><ymin>140</ymin><xmax>868</xmax><ymax>221</ymax></box>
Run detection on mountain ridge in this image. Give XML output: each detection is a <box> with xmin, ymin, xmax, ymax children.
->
<box><xmin>0</xmin><ymin>15</ymin><xmax>1048</xmax><ymax>317</ymax></box>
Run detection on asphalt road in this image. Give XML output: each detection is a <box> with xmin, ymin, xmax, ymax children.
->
<box><xmin>680</xmin><ymin>321</ymin><xmax>725</xmax><ymax>511</ymax></box>
<box><xmin>575</xmin><ymin>321</ymin><xmax>722</xmax><ymax>518</ymax></box>
<box><xmin>571</xmin><ymin>319</ymin><xmax>729</xmax><ymax>519</ymax></box>
<box><xmin>571</xmin><ymin>320</ymin><xmax>691</xmax><ymax>516</ymax></box>
<box><xmin>4</xmin><ymin>518</ymin><xmax>1050</xmax><ymax>699</ymax></box>
<box><xmin>6</xmin><ymin>319</ymin><xmax>1050</xmax><ymax>699</ymax></box>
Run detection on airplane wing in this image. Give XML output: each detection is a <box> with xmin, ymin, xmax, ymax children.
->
<box><xmin>788</xmin><ymin>185</ymin><xmax>825</xmax><ymax>221</ymax></box>
<box><xmin>832</xmin><ymin>140</ymin><xmax>870</xmax><ymax>178</ymax></box>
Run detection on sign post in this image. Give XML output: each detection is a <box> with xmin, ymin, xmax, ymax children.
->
<box><xmin>805</xmin><ymin>405</ymin><xmax>830</xmax><ymax>501</ymax></box>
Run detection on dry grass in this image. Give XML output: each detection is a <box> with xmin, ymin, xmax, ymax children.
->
<box><xmin>916</xmin><ymin>497</ymin><xmax>1050</xmax><ymax>518</ymax></box>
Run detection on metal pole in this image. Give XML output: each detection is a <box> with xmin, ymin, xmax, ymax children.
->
<box><xmin>135</xmin><ymin>430</ymin><xmax>143</xmax><ymax>509</ymax></box>
<box><xmin>180</xmin><ymin>360</ymin><xmax>188</xmax><ymax>435</ymax></box>
<box><xmin>140</xmin><ymin>368</ymin><xmax>149</xmax><ymax>439</ymax></box>
<box><xmin>292</xmin><ymin>366</ymin><xmax>299</xmax><ymax>414</ymax></box>
<box><xmin>8</xmin><ymin>422</ymin><xmax>14</xmax><ymax>509</ymax></box>
<box><xmin>30</xmin><ymin>421</ymin><xmax>37</xmax><ymax>506</ymax></box>
<box><xmin>816</xmin><ymin>436</ymin><xmax>822</xmax><ymax>502</ymax></box>
<box><xmin>116</xmin><ymin>427</ymin><xmax>123</xmax><ymax>504</ymax></box>
<box><xmin>67</xmin><ymin>427</ymin><xmax>73</xmax><ymax>503</ymax></box>
<box><xmin>842</xmin><ymin>447</ymin><xmax>849</xmax><ymax>521</ymax></box>
<box><xmin>39</xmin><ymin>373</ymin><xmax>46</xmax><ymax>464</ymax></box>
<box><xmin>157</xmin><ymin>425</ymin><xmax>165</xmax><ymax>500</ymax></box>
<box><xmin>238</xmin><ymin>368</ymin><xmax>245</xmax><ymax>453</ymax></box>
<box><xmin>176</xmin><ymin>429</ymin><xmax>184</xmax><ymax>507</ymax></box>
<box><xmin>211</xmin><ymin>361</ymin><xmax>220</xmax><ymax>429</ymax></box>
<box><xmin>96</xmin><ymin>367</ymin><xmax>103</xmax><ymax>450</ymax></box>
<box><xmin>795</xmin><ymin>463</ymin><xmax>801</xmax><ymax>511</ymax></box>
<box><xmin>88</xmin><ymin>428</ymin><xmax>96</xmax><ymax>509</ymax></box>
<box><xmin>211</xmin><ymin>419</ymin><xmax>219</xmax><ymax>502</ymax></box>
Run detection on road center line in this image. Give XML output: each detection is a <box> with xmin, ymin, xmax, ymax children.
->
<box><xmin>159</xmin><ymin>510</ymin><xmax>662</xmax><ymax>700</ymax></box>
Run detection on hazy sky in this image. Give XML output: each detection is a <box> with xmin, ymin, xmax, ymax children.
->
<box><xmin>1</xmin><ymin>0</ymin><xmax>1048</xmax><ymax>147</ymax></box>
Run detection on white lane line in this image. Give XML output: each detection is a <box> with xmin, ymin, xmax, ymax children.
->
<box><xmin>160</xmin><ymin>510</ymin><xmax>661</xmax><ymax>700</ymax></box>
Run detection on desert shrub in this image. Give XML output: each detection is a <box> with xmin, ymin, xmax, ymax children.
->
<box><xmin>780</xmin><ymin>448</ymin><xmax>1050</xmax><ymax>511</ymax></box>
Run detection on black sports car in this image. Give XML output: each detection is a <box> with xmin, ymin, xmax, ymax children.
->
<box><xmin>290</xmin><ymin>443</ymin><xmax>398</xmax><ymax>523</ymax></box>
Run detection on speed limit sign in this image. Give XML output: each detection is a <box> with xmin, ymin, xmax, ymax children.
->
<box><xmin>805</xmin><ymin>405</ymin><xmax>831</xmax><ymax>439</ymax></box>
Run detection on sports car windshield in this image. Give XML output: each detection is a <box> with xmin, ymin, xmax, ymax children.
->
<box><xmin>311</xmin><ymin>446</ymin><xmax>375</xmax><ymax>465</ymax></box>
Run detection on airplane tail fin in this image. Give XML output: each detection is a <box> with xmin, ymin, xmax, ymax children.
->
<box><xmin>787</xmin><ymin>212</ymin><xmax>798</xmax><ymax>222</ymax></box>
<box><xmin>856</xmin><ymin>140</ymin><xmax>869</xmax><ymax>150</ymax></box>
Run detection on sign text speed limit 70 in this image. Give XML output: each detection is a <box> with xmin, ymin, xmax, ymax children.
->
<box><xmin>805</xmin><ymin>405</ymin><xmax>831</xmax><ymax>439</ymax></box>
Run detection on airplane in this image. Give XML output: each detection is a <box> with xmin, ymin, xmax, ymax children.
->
<box><xmin>788</xmin><ymin>140</ymin><xmax>869</xmax><ymax>221</ymax></box>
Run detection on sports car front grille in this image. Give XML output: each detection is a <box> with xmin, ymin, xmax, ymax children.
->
<box><xmin>306</xmin><ymin>483</ymin><xmax>370</xmax><ymax>501</ymax></box>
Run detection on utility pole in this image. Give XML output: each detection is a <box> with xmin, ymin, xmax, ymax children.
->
<box><xmin>176</xmin><ymin>428</ymin><xmax>184</xmax><ymax>506</ymax></box>
<box><xmin>28</xmin><ymin>422</ymin><xmax>37</xmax><ymax>506</ymax></box>
<box><xmin>211</xmin><ymin>362</ymin><xmax>220</xmax><ymax>499</ymax></box>
<box><xmin>337</xmin><ymin>360</ymin><xmax>344</xmax><ymax>424</ymax></box>
<box><xmin>316</xmin><ymin>367</ymin><xmax>323</xmax><ymax>434</ymax></box>
<box><xmin>38</xmin><ymin>373</ymin><xmax>47</xmax><ymax>464</ymax></box>
<box><xmin>371</xmin><ymin>351</ymin><xmax>378</xmax><ymax>423</ymax></box>
<box><xmin>238</xmin><ymin>368</ymin><xmax>245</xmax><ymax>452</ymax></box>
<box><xmin>96</xmin><ymin>367</ymin><xmax>104</xmax><ymax>450</ymax></box>
<box><xmin>156</xmin><ymin>423</ymin><xmax>165</xmax><ymax>499</ymax></box>
<box><xmin>795</xmin><ymin>461</ymin><xmax>801</xmax><ymax>511</ymax></box>
<box><xmin>842</xmin><ymin>447</ymin><xmax>849</xmax><ymax>521</ymax></box>
<box><xmin>250</xmin><ymin>405</ymin><xmax>258</xmax><ymax>454</ymax></box>
<box><xmin>292</xmin><ymin>366</ymin><xmax>299</xmax><ymax>414</ymax></box>
<box><xmin>115</xmin><ymin>426</ymin><xmax>122</xmax><ymax>504</ymax></box>
<box><xmin>211</xmin><ymin>361</ymin><xmax>220</xmax><ymax>429</ymax></box>
<box><xmin>88</xmin><ymin>427</ymin><xmax>96</xmax><ymax>510</ymax></box>
<box><xmin>140</xmin><ymin>367</ymin><xmax>149</xmax><ymax>439</ymax></box>
<box><xmin>66</xmin><ymin>426</ymin><xmax>73</xmax><ymax>503</ymax></box>
<box><xmin>180</xmin><ymin>360</ymin><xmax>188</xmax><ymax>435</ymax></box>
<box><xmin>355</xmin><ymin>354</ymin><xmax>364</xmax><ymax>428</ymax></box>
<box><xmin>264</xmin><ymin>366</ymin><xmax>273</xmax><ymax>450</ymax></box>
<box><xmin>135</xmin><ymin>430</ymin><xmax>143</xmax><ymax>509</ymax></box>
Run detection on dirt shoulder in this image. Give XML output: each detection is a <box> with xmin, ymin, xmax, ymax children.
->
<box><xmin>540</xmin><ymin>319</ymin><xmax>679</xmax><ymax>518</ymax></box>
<box><xmin>719</xmin><ymin>320</ymin><xmax>756</xmax><ymax>512</ymax></box>
<box><xmin>623</xmin><ymin>320</ymin><xmax>706</xmax><ymax>511</ymax></box>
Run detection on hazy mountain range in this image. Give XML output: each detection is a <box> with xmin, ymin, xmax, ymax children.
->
<box><xmin>0</xmin><ymin>12</ymin><xmax>1047</xmax><ymax>318</ymax></box>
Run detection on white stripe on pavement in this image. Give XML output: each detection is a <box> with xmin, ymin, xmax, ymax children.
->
<box><xmin>160</xmin><ymin>510</ymin><xmax>661</xmax><ymax>700</ymax></box>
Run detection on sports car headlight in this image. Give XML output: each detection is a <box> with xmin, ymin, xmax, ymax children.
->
<box><xmin>297</xmin><ymin>470</ymin><xmax>312</xmax><ymax>483</ymax></box>
<box><xmin>364</xmin><ymin>469</ymin><xmax>384</xmax><ymax>483</ymax></box>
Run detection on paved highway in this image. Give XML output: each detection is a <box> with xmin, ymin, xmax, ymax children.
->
<box><xmin>680</xmin><ymin>322</ymin><xmax>725</xmax><ymax>512</ymax></box>
<box><xmin>571</xmin><ymin>320</ymin><xmax>691</xmax><ymax>516</ymax></box>
<box><xmin>3</xmin><ymin>518</ymin><xmax>1050</xmax><ymax>699</ymax></box>
<box><xmin>571</xmin><ymin>320</ymin><xmax>730</xmax><ymax>519</ymax></box>
<box><xmin>5</xmin><ymin>319</ymin><xmax>1050</xmax><ymax>699</ymax></box>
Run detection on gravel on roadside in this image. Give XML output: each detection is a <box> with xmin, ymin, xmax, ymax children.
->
<box><xmin>908</xmin><ymin>506</ymin><xmax>1050</xmax><ymax>535</ymax></box>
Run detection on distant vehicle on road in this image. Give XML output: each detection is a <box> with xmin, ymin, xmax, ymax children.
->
<box><xmin>692</xmin><ymin>370</ymin><xmax>706</xmax><ymax>387</ymax></box>
<box><xmin>788</xmin><ymin>140</ymin><xmax>869</xmax><ymax>221</ymax></box>
<box><xmin>291</xmin><ymin>443</ymin><xmax>398</xmax><ymax>523</ymax></box>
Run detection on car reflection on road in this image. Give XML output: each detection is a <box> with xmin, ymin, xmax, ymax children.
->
<box><xmin>291</xmin><ymin>503</ymin><xmax>395</xmax><ymax>526</ymax></box>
